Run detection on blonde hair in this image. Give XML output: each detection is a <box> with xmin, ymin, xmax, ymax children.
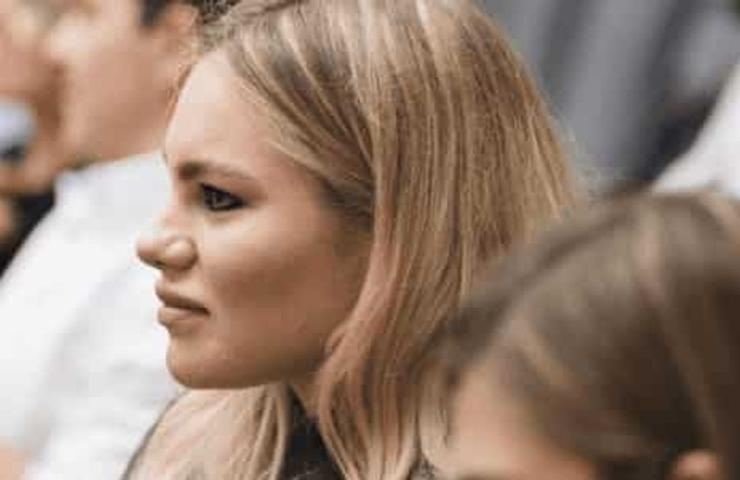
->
<box><xmin>131</xmin><ymin>1</ymin><xmax>575</xmax><ymax>478</ymax></box>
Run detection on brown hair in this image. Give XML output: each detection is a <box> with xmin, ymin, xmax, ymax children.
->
<box><xmin>445</xmin><ymin>193</ymin><xmax>740</xmax><ymax>479</ymax></box>
<box><xmin>131</xmin><ymin>1</ymin><xmax>576</xmax><ymax>478</ymax></box>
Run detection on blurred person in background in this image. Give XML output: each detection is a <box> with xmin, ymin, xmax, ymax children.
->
<box><xmin>482</xmin><ymin>0</ymin><xmax>740</xmax><ymax>191</ymax></box>
<box><xmin>653</xmin><ymin>5</ymin><xmax>740</xmax><ymax>201</ymax></box>
<box><xmin>0</xmin><ymin>0</ymin><xmax>199</xmax><ymax>478</ymax></box>
<box><xmin>443</xmin><ymin>193</ymin><xmax>740</xmax><ymax>480</ymax></box>
<box><xmin>0</xmin><ymin>0</ymin><xmax>71</xmax><ymax>273</ymax></box>
<box><xmin>657</xmin><ymin>62</ymin><xmax>740</xmax><ymax>196</ymax></box>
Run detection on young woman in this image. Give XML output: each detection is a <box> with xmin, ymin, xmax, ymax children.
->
<box><xmin>132</xmin><ymin>0</ymin><xmax>575</xmax><ymax>478</ymax></box>
<box><xmin>445</xmin><ymin>193</ymin><xmax>740</xmax><ymax>480</ymax></box>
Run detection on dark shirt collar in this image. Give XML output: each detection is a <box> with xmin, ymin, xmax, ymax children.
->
<box><xmin>280</xmin><ymin>394</ymin><xmax>342</xmax><ymax>480</ymax></box>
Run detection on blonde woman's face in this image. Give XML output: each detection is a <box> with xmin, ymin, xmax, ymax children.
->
<box><xmin>449</xmin><ymin>363</ymin><xmax>596</xmax><ymax>480</ymax></box>
<box><xmin>137</xmin><ymin>54</ymin><xmax>368</xmax><ymax>390</ymax></box>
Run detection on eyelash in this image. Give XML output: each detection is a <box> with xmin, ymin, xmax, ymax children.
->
<box><xmin>198</xmin><ymin>184</ymin><xmax>244</xmax><ymax>212</ymax></box>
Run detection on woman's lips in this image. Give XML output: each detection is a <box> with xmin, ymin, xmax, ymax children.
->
<box><xmin>155</xmin><ymin>284</ymin><xmax>208</xmax><ymax>330</ymax></box>
<box><xmin>155</xmin><ymin>285</ymin><xmax>207</xmax><ymax>311</ymax></box>
<box><xmin>158</xmin><ymin>305</ymin><xmax>208</xmax><ymax>330</ymax></box>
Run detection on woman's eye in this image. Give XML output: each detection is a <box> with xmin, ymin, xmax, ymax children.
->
<box><xmin>199</xmin><ymin>184</ymin><xmax>244</xmax><ymax>212</ymax></box>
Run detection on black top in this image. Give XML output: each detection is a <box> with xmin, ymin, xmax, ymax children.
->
<box><xmin>279</xmin><ymin>397</ymin><xmax>342</xmax><ymax>480</ymax></box>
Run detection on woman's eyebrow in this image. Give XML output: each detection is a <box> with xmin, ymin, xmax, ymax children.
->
<box><xmin>163</xmin><ymin>154</ymin><xmax>256</xmax><ymax>182</ymax></box>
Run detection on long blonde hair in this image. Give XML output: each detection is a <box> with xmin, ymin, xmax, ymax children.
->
<box><xmin>131</xmin><ymin>1</ymin><xmax>575</xmax><ymax>478</ymax></box>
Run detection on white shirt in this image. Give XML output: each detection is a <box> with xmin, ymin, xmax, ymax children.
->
<box><xmin>657</xmin><ymin>62</ymin><xmax>740</xmax><ymax>196</ymax></box>
<box><xmin>0</xmin><ymin>152</ymin><xmax>179</xmax><ymax>479</ymax></box>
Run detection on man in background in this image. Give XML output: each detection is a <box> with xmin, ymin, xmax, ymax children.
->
<box><xmin>0</xmin><ymin>0</ymin><xmax>198</xmax><ymax>477</ymax></box>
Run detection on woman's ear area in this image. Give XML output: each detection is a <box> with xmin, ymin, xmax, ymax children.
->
<box><xmin>669</xmin><ymin>450</ymin><xmax>721</xmax><ymax>480</ymax></box>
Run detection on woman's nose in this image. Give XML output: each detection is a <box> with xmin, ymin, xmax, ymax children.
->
<box><xmin>136</xmin><ymin>226</ymin><xmax>197</xmax><ymax>272</ymax></box>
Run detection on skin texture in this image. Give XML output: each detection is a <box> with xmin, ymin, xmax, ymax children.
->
<box><xmin>0</xmin><ymin>0</ymin><xmax>57</xmax><ymax>97</ymax></box>
<box><xmin>45</xmin><ymin>0</ymin><xmax>191</xmax><ymax>160</ymax></box>
<box><xmin>450</xmin><ymin>360</ymin><xmax>596</xmax><ymax>480</ymax></box>
<box><xmin>136</xmin><ymin>53</ymin><xmax>368</xmax><ymax>399</ymax></box>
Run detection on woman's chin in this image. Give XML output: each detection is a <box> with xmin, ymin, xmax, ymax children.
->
<box><xmin>165</xmin><ymin>343</ymin><xmax>219</xmax><ymax>389</ymax></box>
<box><xmin>165</xmin><ymin>344</ymin><xmax>269</xmax><ymax>390</ymax></box>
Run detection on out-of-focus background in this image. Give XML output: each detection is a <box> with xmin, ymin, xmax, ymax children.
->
<box><xmin>481</xmin><ymin>0</ymin><xmax>740</xmax><ymax>191</ymax></box>
<box><xmin>4</xmin><ymin>0</ymin><xmax>740</xmax><ymax>193</ymax></box>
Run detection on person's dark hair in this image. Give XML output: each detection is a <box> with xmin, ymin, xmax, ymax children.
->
<box><xmin>182</xmin><ymin>0</ymin><xmax>239</xmax><ymax>22</ymax></box>
<box><xmin>139</xmin><ymin>0</ymin><xmax>238</xmax><ymax>27</ymax></box>
<box><xmin>138</xmin><ymin>0</ymin><xmax>174</xmax><ymax>26</ymax></box>
<box><xmin>443</xmin><ymin>193</ymin><xmax>740</xmax><ymax>479</ymax></box>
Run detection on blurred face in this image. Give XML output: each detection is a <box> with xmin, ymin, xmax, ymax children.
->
<box><xmin>450</xmin><ymin>361</ymin><xmax>596</xmax><ymax>480</ymax></box>
<box><xmin>136</xmin><ymin>53</ymin><xmax>369</xmax><ymax>390</ymax></box>
<box><xmin>46</xmin><ymin>0</ymin><xmax>179</xmax><ymax>159</ymax></box>
<box><xmin>0</xmin><ymin>0</ymin><xmax>58</xmax><ymax>98</ymax></box>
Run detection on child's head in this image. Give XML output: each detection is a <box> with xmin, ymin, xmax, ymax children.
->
<box><xmin>446</xmin><ymin>193</ymin><xmax>740</xmax><ymax>480</ymax></box>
